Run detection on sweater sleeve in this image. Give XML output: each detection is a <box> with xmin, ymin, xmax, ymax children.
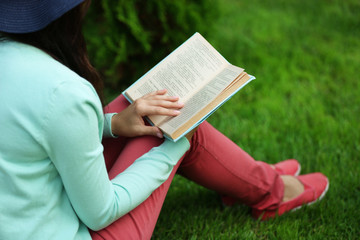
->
<box><xmin>103</xmin><ymin>113</ymin><xmax>117</xmax><ymax>138</ymax></box>
<box><xmin>40</xmin><ymin>79</ymin><xmax>190</xmax><ymax>231</ymax></box>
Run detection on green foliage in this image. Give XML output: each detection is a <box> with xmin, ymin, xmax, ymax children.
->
<box><xmin>84</xmin><ymin>0</ymin><xmax>219</xmax><ymax>93</ymax></box>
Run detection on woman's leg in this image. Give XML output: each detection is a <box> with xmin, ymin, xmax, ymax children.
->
<box><xmin>178</xmin><ymin>121</ymin><xmax>284</xmax><ymax>210</ymax></box>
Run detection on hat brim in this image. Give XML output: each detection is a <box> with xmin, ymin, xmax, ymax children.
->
<box><xmin>0</xmin><ymin>0</ymin><xmax>85</xmax><ymax>33</ymax></box>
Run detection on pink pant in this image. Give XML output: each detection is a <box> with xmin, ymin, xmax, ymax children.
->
<box><xmin>91</xmin><ymin>95</ymin><xmax>284</xmax><ymax>240</ymax></box>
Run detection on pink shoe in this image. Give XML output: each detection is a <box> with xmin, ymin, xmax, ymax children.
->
<box><xmin>273</xmin><ymin>159</ymin><xmax>301</xmax><ymax>176</ymax></box>
<box><xmin>252</xmin><ymin>173</ymin><xmax>329</xmax><ymax>221</ymax></box>
<box><xmin>221</xmin><ymin>159</ymin><xmax>301</xmax><ymax>206</ymax></box>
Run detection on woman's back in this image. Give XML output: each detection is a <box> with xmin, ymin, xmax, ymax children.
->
<box><xmin>0</xmin><ymin>40</ymin><xmax>95</xmax><ymax>239</ymax></box>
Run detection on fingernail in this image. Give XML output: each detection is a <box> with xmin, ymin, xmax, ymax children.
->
<box><xmin>157</xmin><ymin>132</ymin><xmax>163</xmax><ymax>138</ymax></box>
<box><xmin>178</xmin><ymin>101</ymin><xmax>184</xmax><ymax>106</ymax></box>
<box><xmin>173</xmin><ymin>110</ymin><xmax>181</xmax><ymax>114</ymax></box>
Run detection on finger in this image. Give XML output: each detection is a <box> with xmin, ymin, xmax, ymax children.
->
<box><xmin>144</xmin><ymin>89</ymin><xmax>167</xmax><ymax>98</ymax></box>
<box><xmin>145</xmin><ymin>106</ymin><xmax>181</xmax><ymax>116</ymax></box>
<box><xmin>147</xmin><ymin>99</ymin><xmax>184</xmax><ymax>109</ymax></box>
<box><xmin>143</xmin><ymin>90</ymin><xmax>183</xmax><ymax>104</ymax></box>
<box><xmin>132</xmin><ymin>97</ymin><xmax>184</xmax><ymax>116</ymax></box>
<box><xmin>146</xmin><ymin>94</ymin><xmax>181</xmax><ymax>102</ymax></box>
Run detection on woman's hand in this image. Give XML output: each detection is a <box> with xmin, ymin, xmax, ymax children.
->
<box><xmin>111</xmin><ymin>89</ymin><xmax>184</xmax><ymax>138</ymax></box>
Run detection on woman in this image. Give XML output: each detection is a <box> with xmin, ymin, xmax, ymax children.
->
<box><xmin>0</xmin><ymin>0</ymin><xmax>329</xmax><ymax>239</ymax></box>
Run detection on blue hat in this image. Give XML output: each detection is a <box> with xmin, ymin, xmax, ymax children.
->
<box><xmin>0</xmin><ymin>0</ymin><xmax>85</xmax><ymax>33</ymax></box>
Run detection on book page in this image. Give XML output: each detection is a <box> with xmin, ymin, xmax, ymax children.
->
<box><xmin>159</xmin><ymin>64</ymin><xmax>244</xmax><ymax>134</ymax></box>
<box><xmin>125</xmin><ymin>33</ymin><xmax>229</xmax><ymax>102</ymax></box>
<box><xmin>169</xmin><ymin>73</ymin><xmax>252</xmax><ymax>140</ymax></box>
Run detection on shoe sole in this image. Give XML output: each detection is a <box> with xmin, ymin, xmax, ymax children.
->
<box><xmin>290</xmin><ymin>177</ymin><xmax>330</xmax><ymax>212</ymax></box>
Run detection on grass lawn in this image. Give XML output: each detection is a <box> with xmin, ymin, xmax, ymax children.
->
<box><xmin>151</xmin><ymin>0</ymin><xmax>360</xmax><ymax>239</ymax></box>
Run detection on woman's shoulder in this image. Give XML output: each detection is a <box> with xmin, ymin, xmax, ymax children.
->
<box><xmin>1</xmin><ymin>40</ymin><xmax>84</xmax><ymax>85</ymax></box>
<box><xmin>0</xmin><ymin>40</ymin><xmax>102</xmax><ymax>123</ymax></box>
<box><xmin>0</xmin><ymin>40</ymin><xmax>98</xmax><ymax>101</ymax></box>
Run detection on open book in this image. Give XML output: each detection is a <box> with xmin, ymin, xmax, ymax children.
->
<box><xmin>123</xmin><ymin>32</ymin><xmax>255</xmax><ymax>142</ymax></box>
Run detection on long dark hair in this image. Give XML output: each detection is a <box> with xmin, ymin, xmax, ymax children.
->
<box><xmin>0</xmin><ymin>0</ymin><xmax>104</xmax><ymax>104</ymax></box>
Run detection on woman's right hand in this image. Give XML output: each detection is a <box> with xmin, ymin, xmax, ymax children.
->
<box><xmin>111</xmin><ymin>89</ymin><xmax>184</xmax><ymax>138</ymax></box>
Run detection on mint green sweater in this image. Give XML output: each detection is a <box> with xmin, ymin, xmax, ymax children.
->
<box><xmin>0</xmin><ymin>40</ymin><xmax>190</xmax><ymax>240</ymax></box>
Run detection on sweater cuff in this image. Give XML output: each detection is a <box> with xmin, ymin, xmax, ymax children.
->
<box><xmin>156</xmin><ymin>137</ymin><xmax>190</xmax><ymax>163</ymax></box>
<box><xmin>103</xmin><ymin>113</ymin><xmax>118</xmax><ymax>138</ymax></box>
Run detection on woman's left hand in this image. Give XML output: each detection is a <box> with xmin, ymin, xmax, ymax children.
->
<box><xmin>111</xmin><ymin>89</ymin><xmax>184</xmax><ymax>138</ymax></box>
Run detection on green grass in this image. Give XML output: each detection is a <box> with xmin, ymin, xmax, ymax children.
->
<box><xmin>150</xmin><ymin>0</ymin><xmax>360</xmax><ymax>239</ymax></box>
